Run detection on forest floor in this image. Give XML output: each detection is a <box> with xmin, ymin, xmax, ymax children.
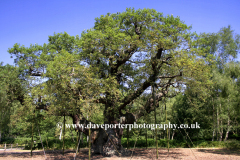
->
<box><xmin>0</xmin><ymin>148</ymin><xmax>240</xmax><ymax>160</ymax></box>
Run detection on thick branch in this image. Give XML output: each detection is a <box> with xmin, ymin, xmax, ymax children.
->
<box><xmin>94</xmin><ymin>97</ymin><xmax>106</xmax><ymax>104</ymax></box>
<box><xmin>135</xmin><ymin>91</ymin><xmax>178</xmax><ymax>120</ymax></box>
<box><xmin>30</xmin><ymin>72</ymin><xmax>42</xmax><ymax>76</ymax></box>
<box><xmin>110</xmin><ymin>23</ymin><xmax>142</xmax><ymax>80</ymax></box>
<box><xmin>135</xmin><ymin>75</ymin><xmax>182</xmax><ymax>119</ymax></box>
<box><xmin>119</xmin><ymin>48</ymin><xmax>164</xmax><ymax>110</ymax></box>
<box><xmin>111</xmin><ymin>46</ymin><xmax>137</xmax><ymax>75</ymax></box>
<box><xmin>69</xmin><ymin>113</ymin><xmax>97</xmax><ymax>135</ymax></box>
<box><xmin>119</xmin><ymin>74</ymin><xmax>154</xmax><ymax>111</ymax></box>
<box><xmin>36</xmin><ymin>104</ymin><xmax>49</xmax><ymax>111</ymax></box>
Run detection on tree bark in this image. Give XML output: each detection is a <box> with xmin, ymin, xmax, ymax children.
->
<box><xmin>63</xmin><ymin>113</ymin><xmax>65</xmax><ymax>155</ymax></box>
<box><xmin>171</xmin><ymin>130</ymin><xmax>175</xmax><ymax>140</ymax></box>
<box><xmin>219</xmin><ymin>103</ymin><xmax>223</xmax><ymax>142</ymax></box>
<box><xmin>152</xmin><ymin>84</ymin><xmax>158</xmax><ymax>158</ymax></box>
<box><xmin>70</xmin><ymin>111</ymin><xmax>134</xmax><ymax>156</ymax></box>
<box><xmin>127</xmin><ymin>125</ymin><xmax>129</xmax><ymax>149</ymax></box>
<box><xmin>224</xmin><ymin>99</ymin><xmax>230</xmax><ymax>141</ymax></box>
<box><xmin>31</xmin><ymin>122</ymin><xmax>34</xmax><ymax>157</ymax></box>
<box><xmin>145</xmin><ymin>130</ymin><xmax>148</xmax><ymax>149</ymax></box>
<box><xmin>217</xmin><ymin>105</ymin><xmax>219</xmax><ymax>141</ymax></box>
<box><xmin>224</xmin><ymin>117</ymin><xmax>230</xmax><ymax>141</ymax></box>
<box><xmin>212</xmin><ymin>97</ymin><xmax>215</xmax><ymax>141</ymax></box>
<box><xmin>219</xmin><ymin>119</ymin><xmax>223</xmax><ymax>141</ymax></box>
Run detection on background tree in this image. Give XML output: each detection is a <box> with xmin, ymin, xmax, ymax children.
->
<box><xmin>0</xmin><ymin>63</ymin><xmax>25</xmax><ymax>142</ymax></box>
<box><xmin>170</xmin><ymin>25</ymin><xmax>240</xmax><ymax>143</ymax></box>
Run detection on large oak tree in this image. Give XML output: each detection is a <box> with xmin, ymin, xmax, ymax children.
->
<box><xmin>8</xmin><ymin>8</ymin><xmax>212</xmax><ymax>156</ymax></box>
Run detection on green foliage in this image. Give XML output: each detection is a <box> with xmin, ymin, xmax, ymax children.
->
<box><xmin>121</xmin><ymin>138</ymin><xmax>240</xmax><ymax>149</ymax></box>
<box><xmin>0</xmin><ymin>63</ymin><xmax>25</xmax><ymax>139</ymax></box>
<box><xmin>2</xmin><ymin>8</ymin><xmax>240</xmax><ymax>151</ymax></box>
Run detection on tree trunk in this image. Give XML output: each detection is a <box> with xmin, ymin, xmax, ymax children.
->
<box><xmin>152</xmin><ymin>84</ymin><xmax>158</xmax><ymax>158</ymax></box>
<box><xmin>219</xmin><ymin>103</ymin><xmax>223</xmax><ymax>142</ymax></box>
<box><xmin>224</xmin><ymin>99</ymin><xmax>230</xmax><ymax>142</ymax></box>
<box><xmin>88</xmin><ymin>126</ymin><xmax>91</xmax><ymax>160</ymax></box>
<box><xmin>0</xmin><ymin>110</ymin><xmax>1</xmax><ymax>143</ymax></box>
<box><xmin>46</xmin><ymin>137</ymin><xmax>49</xmax><ymax>150</ymax></box>
<box><xmin>70</xmin><ymin>112</ymin><xmax>134</xmax><ymax>156</ymax></box>
<box><xmin>224</xmin><ymin>117</ymin><xmax>230</xmax><ymax>141</ymax></box>
<box><xmin>76</xmin><ymin>131</ymin><xmax>81</xmax><ymax>153</ymax></box>
<box><xmin>212</xmin><ymin>97</ymin><xmax>215</xmax><ymax>141</ymax></box>
<box><xmin>165</xmin><ymin>100</ymin><xmax>169</xmax><ymax>152</ymax></box>
<box><xmin>212</xmin><ymin>129</ymin><xmax>215</xmax><ymax>141</ymax></box>
<box><xmin>81</xmin><ymin>132</ymin><xmax>83</xmax><ymax>150</ymax></box>
<box><xmin>171</xmin><ymin>130</ymin><xmax>175</xmax><ymax>140</ymax></box>
<box><xmin>145</xmin><ymin>130</ymin><xmax>148</xmax><ymax>149</ymax></box>
<box><xmin>217</xmin><ymin>106</ymin><xmax>219</xmax><ymax>141</ymax></box>
<box><xmin>127</xmin><ymin>125</ymin><xmax>129</xmax><ymax>149</ymax></box>
<box><xmin>76</xmin><ymin>131</ymin><xmax>79</xmax><ymax>153</ymax></box>
<box><xmin>169</xmin><ymin>128</ymin><xmax>170</xmax><ymax>140</ymax></box>
<box><xmin>0</xmin><ymin>130</ymin><xmax>1</xmax><ymax>143</ymax></box>
<box><xmin>63</xmin><ymin>113</ymin><xmax>65</xmax><ymax>155</ymax></box>
<box><xmin>31</xmin><ymin>122</ymin><xmax>34</xmax><ymax>157</ymax></box>
<box><xmin>219</xmin><ymin>119</ymin><xmax>223</xmax><ymax>141</ymax></box>
<box><xmin>91</xmin><ymin>128</ymin><xmax>125</xmax><ymax>156</ymax></box>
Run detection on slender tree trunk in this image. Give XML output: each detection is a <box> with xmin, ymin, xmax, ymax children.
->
<box><xmin>212</xmin><ymin>127</ymin><xmax>215</xmax><ymax>141</ymax></box>
<box><xmin>224</xmin><ymin>117</ymin><xmax>230</xmax><ymax>141</ymax></box>
<box><xmin>36</xmin><ymin>117</ymin><xmax>46</xmax><ymax>159</ymax></box>
<box><xmin>224</xmin><ymin>99</ymin><xmax>230</xmax><ymax>141</ymax></box>
<box><xmin>76</xmin><ymin>131</ymin><xmax>81</xmax><ymax>153</ymax></box>
<box><xmin>220</xmin><ymin>119</ymin><xmax>223</xmax><ymax>141</ymax></box>
<box><xmin>169</xmin><ymin>128</ymin><xmax>170</xmax><ymax>140</ymax></box>
<box><xmin>89</xmin><ymin>126</ymin><xmax>91</xmax><ymax>160</ymax></box>
<box><xmin>76</xmin><ymin>131</ymin><xmax>79</xmax><ymax>153</ymax></box>
<box><xmin>0</xmin><ymin>110</ymin><xmax>1</xmax><ymax>143</ymax></box>
<box><xmin>145</xmin><ymin>130</ymin><xmax>148</xmax><ymax>149</ymax></box>
<box><xmin>31</xmin><ymin>114</ymin><xmax>34</xmax><ymax>157</ymax></box>
<box><xmin>219</xmin><ymin>103</ymin><xmax>223</xmax><ymax>141</ymax></box>
<box><xmin>127</xmin><ymin>125</ymin><xmax>129</xmax><ymax>149</ymax></box>
<box><xmin>63</xmin><ymin>113</ymin><xmax>65</xmax><ymax>155</ymax></box>
<box><xmin>217</xmin><ymin>106</ymin><xmax>219</xmax><ymax>141</ymax></box>
<box><xmin>171</xmin><ymin>130</ymin><xmax>175</xmax><ymax>140</ymax></box>
<box><xmin>165</xmin><ymin>99</ymin><xmax>169</xmax><ymax>152</ymax></box>
<box><xmin>212</xmin><ymin>97</ymin><xmax>215</xmax><ymax>141</ymax></box>
<box><xmin>80</xmin><ymin>132</ymin><xmax>83</xmax><ymax>151</ymax></box>
<box><xmin>87</xmin><ymin>115</ymin><xmax>89</xmax><ymax>144</ymax></box>
<box><xmin>152</xmin><ymin>84</ymin><xmax>158</xmax><ymax>158</ymax></box>
<box><xmin>46</xmin><ymin>137</ymin><xmax>49</xmax><ymax>150</ymax></box>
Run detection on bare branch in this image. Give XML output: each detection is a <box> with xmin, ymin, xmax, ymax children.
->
<box><xmin>30</xmin><ymin>72</ymin><xmax>42</xmax><ymax>76</ymax></box>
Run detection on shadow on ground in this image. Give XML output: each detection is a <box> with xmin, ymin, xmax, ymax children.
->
<box><xmin>0</xmin><ymin>148</ymin><xmax>183</xmax><ymax>160</ymax></box>
<box><xmin>197</xmin><ymin>148</ymin><xmax>240</xmax><ymax>156</ymax></box>
<box><xmin>1</xmin><ymin>148</ymin><xmax>239</xmax><ymax>160</ymax></box>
